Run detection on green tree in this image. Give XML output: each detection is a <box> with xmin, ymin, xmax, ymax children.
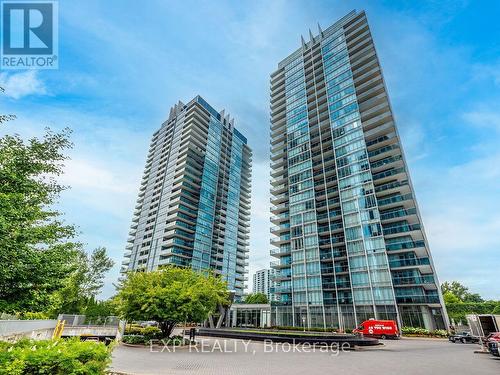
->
<box><xmin>0</xmin><ymin>123</ymin><xmax>81</xmax><ymax>312</ymax></box>
<box><xmin>492</xmin><ymin>304</ymin><xmax>500</xmax><ymax>315</ymax></box>
<box><xmin>244</xmin><ymin>293</ymin><xmax>269</xmax><ymax>304</ymax></box>
<box><xmin>52</xmin><ymin>247</ymin><xmax>114</xmax><ymax>314</ymax></box>
<box><xmin>443</xmin><ymin>291</ymin><xmax>461</xmax><ymax>305</ymax></box>
<box><xmin>441</xmin><ymin>281</ymin><xmax>484</xmax><ymax>303</ymax></box>
<box><xmin>463</xmin><ymin>293</ymin><xmax>484</xmax><ymax>303</ymax></box>
<box><xmin>116</xmin><ymin>267</ymin><xmax>229</xmax><ymax>337</ymax></box>
<box><xmin>441</xmin><ymin>281</ymin><xmax>468</xmax><ymax>301</ymax></box>
<box><xmin>84</xmin><ymin>298</ymin><xmax>117</xmax><ymax>319</ymax></box>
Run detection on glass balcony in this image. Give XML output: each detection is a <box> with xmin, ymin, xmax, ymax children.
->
<box><xmin>378</xmin><ymin>193</ymin><xmax>413</xmax><ymax>207</ymax></box>
<box><xmin>270</xmin><ymin>246</ymin><xmax>291</xmax><ymax>256</ymax></box>
<box><xmin>389</xmin><ymin>257</ymin><xmax>430</xmax><ymax>268</ymax></box>
<box><xmin>274</xmin><ymin>286</ymin><xmax>292</xmax><ymax>293</ymax></box>
<box><xmin>271</xmin><ymin>234</ymin><xmax>290</xmax><ymax>244</ymax></box>
<box><xmin>386</xmin><ymin>240</ymin><xmax>425</xmax><ymax>251</ymax></box>
<box><xmin>396</xmin><ymin>295</ymin><xmax>440</xmax><ymax>304</ymax></box>
<box><xmin>380</xmin><ymin>207</ymin><xmax>417</xmax><ymax>221</ymax></box>
<box><xmin>383</xmin><ymin>223</ymin><xmax>421</xmax><ymax>235</ymax></box>
<box><xmin>270</xmin><ymin>223</ymin><xmax>290</xmax><ymax>232</ymax></box>
<box><xmin>392</xmin><ymin>275</ymin><xmax>435</xmax><ymax>285</ymax></box>
<box><xmin>375</xmin><ymin>180</ymin><xmax>409</xmax><ymax>194</ymax></box>
<box><xmin>372</xmin><ymin>167</ymin><xmax>405</xmax><ymax>181</ymax></box>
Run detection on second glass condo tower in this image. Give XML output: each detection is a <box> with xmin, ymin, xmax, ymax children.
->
<box><xmin>122</xmin><ymin>96</ymin><xmax>252</xmax><ymax>300</ymax></box>
<box><xmin>270</xmin><ymin>10</ymin><xmax>447</xmax><ymax>331</ymax></box>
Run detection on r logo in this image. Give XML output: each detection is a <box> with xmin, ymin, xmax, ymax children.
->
<box><xmin>2</xmin><ymin>2</ymin><xmax>53</xmax><ymax>55</ymax></box>
<box><xmin>1</xmin><ymin>1</ymin><xmax>58</xmax><ymax>69</ymax></box>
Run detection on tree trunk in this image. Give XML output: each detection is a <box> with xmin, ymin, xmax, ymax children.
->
<box><xmin>158</xmin><ymin>320</ymin><xmax>176</xmax><ymax>338</ymax></box>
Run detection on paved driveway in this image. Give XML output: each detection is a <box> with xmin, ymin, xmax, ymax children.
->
<box><xmin>111</xmin><ymin>337</ymin><xmax>500</xmax><ymax>375</ymax></box>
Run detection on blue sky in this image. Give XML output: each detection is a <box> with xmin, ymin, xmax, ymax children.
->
<box><xmin>1</xmin><ymin>0</ymin><xmax>499</xmax><ymax>299</ymax></box>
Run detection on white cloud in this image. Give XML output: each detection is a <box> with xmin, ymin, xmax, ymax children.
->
<box><xmin>416</xmin><ymin>152</ymin><xmax>500</xmax><ymax>299</ymax></box>
<box><xmin>471</xmin><ymin>61</ymin><xmax>500</xmax><ymax>87</ymax></box>
<box><xmin>0</xmin><ymin>71</ymin><xmax>47</xmax><ymax>99</ymax></box>
<box><xmin>462</xmin><ymin>109</ymin><xmax>500</xmax><ymax>132</ymax></box>
<box><xmin>1</xmin><ymin>111</ymin><xmax>150</xmax><ymax>298</ymax></box>
<box><xmin>61</xmin><ymin>158</ymin><xmax>137</xmax><ymax>194</ymax></box>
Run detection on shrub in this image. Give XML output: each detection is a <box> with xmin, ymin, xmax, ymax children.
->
<box><xmin>121</xmin><ymin>335</ymin><xmax>146</xmax><ymax>345</ymax></box>
<box><xmin>402</xmin><ymin>326</ymin><xmax>448</xmax><ymax>337</ymax></box>
<box><xmin>432</xmin><ymin>329</ymin><xmax>448</xmax><ymax>338</ymax></box>
<box><xmin>124</xmin><ymin>326</ymin><xmax>144</xmax><ymax>335</ymax></box>
<box><xmin>165</xmin><ymin>335</ymin><xmax>189</xmax><ymax>346</ymax></box>
<box><xmin>123</xmin><ymin>326</ymin><xmax>163</xmax><ymax>340</ymax></box>
<box><xmin>0</xmin><ymin>337</ymin><xmax>112</xmax><ymax>375</ymax></box>
<box><xmin>445</xmin><ymin>302</ymin><xmax>498</xmax><ymax>323</ymax></box>
<box><xmin>121</xmin><ymin>334</ymin><xmax>189</xmax><ymax>346</ymax></box>
<box><xmin>402</xmin><ymin>326</ymin><xmax>429</xmax><ymax>335</ymax></box>
<box><xmin>142</xmin><ymin>326</ymin><xmax>162</xmax><ymax>341</ymax></box>
<box><xmin>15</xmin><ymin>311</ymin><xmax>49</xmax><ymax>320</ymax></box>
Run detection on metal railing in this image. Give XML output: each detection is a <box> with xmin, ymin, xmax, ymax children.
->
<box><xmin>57</xmin><ymin>315</ymin><xmax>120</xmax><ymax>327</ymax></box>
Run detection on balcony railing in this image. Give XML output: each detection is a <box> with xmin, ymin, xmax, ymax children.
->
<box><xmin>389</xmin><ymin>257</ymin><xmax>430</xmax><ymax>268</ymax></box>
<box><xmin>395</xmin><ymin>295</ymin><xmax>440</xmax><ymax>304</ymax></box>
<box><xmin>392</xmin><ymin>275</ymin><xmax>435</xmax><ymax>285</ymax></box>
<box><xmin>270</xmin><ymin>246</ymin><xmax>291</xmax><ymax>256</ymax></box>
<box><xmin>271</xmin><ymin>234</ymin><xmax>290</xmax><ymax>245</ymax></box>
<box><xmin>380</xmin><ymin>207</ymin><xmax>417</xmax><ymax>221</ymax></box>
<box><xmin>372</xmin><ymin>167</ymin><xmax>405</xmax><ymax>181</ymax></box>
<box><xmin>383</xmin><ymin>223</ymin><xmax>421</xmax><ymax>235</ymax></box>
<box><xmin>378</xmin><ymin>193</ymin><xmax>413</xmax><ymax>207</ymax></box>
<box><xmin>386</xmin><ymin>240</ymin><xmax>425</xmax><ymax>251</ymax></box>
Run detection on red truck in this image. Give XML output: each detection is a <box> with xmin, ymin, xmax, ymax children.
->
<box><xmin>353</xmin><ymin>319</ymin><xmax>400</xmax><ymax>339</ymax></box>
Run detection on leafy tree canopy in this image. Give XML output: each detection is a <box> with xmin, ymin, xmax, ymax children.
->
<box><xmin>0</xmin><ymin>105</ymin><xmax>114</xmax><ymax>315</ymax></box>
<box><xmin>243</xmin><ymin>293</ymin><xmax>268</xmax><ymax>304</ymax></box>
<box><xmin>50</xmin><ymin>247</ymin><xmax>114</xmax><ymax>315</ymax></box>
<box><xmin>0</xmin><ymin>123</ymin><xmax>81</xmax><ymax>312</ymax></box>
<box><xmin>441</xmin><ymin>281</ymin><xmax>484</xmax><ymax>303</ymax></box>
<box><xmin>116</xmin><ymin>267</ymin><xmax>229</xmax><ymax>337</ymax></box>
<box><xmin>492</xmin><ymin>304</ymin><xmax>500</xmax><ymax>315</ymax></box>
<box><xmin>443</xmin><ymin>291</ymin><xmax>461</xmax><ymax>305</ymax></box>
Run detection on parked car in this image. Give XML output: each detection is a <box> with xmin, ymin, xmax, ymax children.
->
<box><xmin>485</xmin><ymin>332</ymin><xmax>500</xmax><ymax>343</ymax></box>
<box><xmin>352</xmin><ymin>319</ymin><xmax>399</xmax><ymax>339</ymax></box>
<box><xmin>448</xmin><ymin>331</ymin><xmax>480</xmax><ymax>344</ymax></box>
<box><xmin>488</xmin><ymin>341</ymin><xmax>500</xmax><ymax>357</ymax></box>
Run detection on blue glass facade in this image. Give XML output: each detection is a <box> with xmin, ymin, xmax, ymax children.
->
<box><xmin>222</xmin><ymin>134</ymin><xmax>244</xmax><ymax>290</ymax></box>
<box><xmin>270</xmin><ymin>11</ymin><xmax>447</xmax><ymax>331</ymax></box>
<box><xmin>192</xmin><ymin>117</ymin><xmax>222</xmax><ymax>271</ymax></box>
<box><xmin>123</xmin><ymin>96</ymin><xmax>251</xmax><ymax>299</ymax></box>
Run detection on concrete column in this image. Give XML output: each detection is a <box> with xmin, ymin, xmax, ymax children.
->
<box><xmin>421</xmin><ymin>305</ymin><xmax>434</xmax><ymax>331</ymax></box>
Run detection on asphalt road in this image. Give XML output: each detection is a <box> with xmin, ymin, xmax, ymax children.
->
<box><xmin>111</xmin><ymin>336</ymin><xmax>500</xmax><ymax>375</ymax></box>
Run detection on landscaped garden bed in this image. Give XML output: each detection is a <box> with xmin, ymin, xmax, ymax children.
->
<box><xmin>122</xmin><ymin>326</ymin><xmax>189</xmax><ymax>347</ymax></box>
<box><xmin>0</xmin><ymin>337</ymin><xmax>112</xmax><ymax>374</ymax></box>
<box><xmin>401</xmin><ymin>327</ymin><xmax>448</xmax><ymax>338</ymax></box>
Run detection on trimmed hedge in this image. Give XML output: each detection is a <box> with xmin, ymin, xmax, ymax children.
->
<box><xmin>402</xmin><ymin>326</ymin><xmax>448</xmax><ymax>338</ymax></box>
<box><xmin>122</xmin><ymin>334</ymin><xmax>188</xmax><ymax>346</ymax></box>
<box><xmin>0</xmin><ymin>338</ymin><xmax>112</xmax><ymax>375</ymax></box>
<box><xmin>446</xmin><ymin>302</ymin><xmax>500</xmax><ymax>323</ymax></box>
<box><xmin>124</xmin><ymin>326</ymin><xmax>162</xmax><ymax>340</ymax></box>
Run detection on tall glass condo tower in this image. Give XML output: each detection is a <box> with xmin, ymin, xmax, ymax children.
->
<box><xmin>269</xmin><ymin>10</ymin><xmax>447</xmax><ymax>330</ymax></box>
<box><xmin>122</xmin><ymin>96</ymin><xmax>252</xmax><ymax>299</ymax></box>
